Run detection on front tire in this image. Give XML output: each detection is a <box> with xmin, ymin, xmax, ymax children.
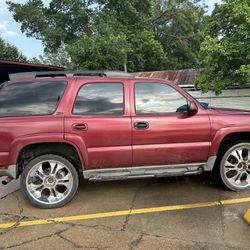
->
<box><xmin>21</xmin><ymin>154</ymin><xmax>79</xmax><ymax>208</ymax></box>
<box><xmin>220</xmin><ymin>142</ymin><xmax>250</xmax><ymax>191</ymax></box>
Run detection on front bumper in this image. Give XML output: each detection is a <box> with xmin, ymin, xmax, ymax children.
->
<box><xmin>0</xmin><ymin>165</ymin><xmax>17</xmax><ymax>179</ymax></box>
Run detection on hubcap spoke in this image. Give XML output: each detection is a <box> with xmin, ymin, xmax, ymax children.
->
<box><xmin>56</xmin><ymin>174</ymin><xmax>71</xmax><ymax>190</ymax></box>
<box><xmin>57</xmin><ymin>173</ymin><xmax>70</xmax><ymax>183</ymax></box>
<box><xmin>230</xmin><ymin>150</ymin><xmax>242</xmax><ymax>163</ymax></box>
<box><xmin>30</xmin><ymin>186</ymin><xmax>44</xmax><ymax>200</ymax></box>
<box><xmin>234</xmin><ymin>172</ymin><xmax>243</xmax><ymax>183</ymax></box>
<box><xmin>57</xmin><ymin>182</ymin><xmax>70</xmax><ymax>190</ymax></box>
<box><xmin>47</xmin><ymin>190</ymin><xmax>55</xmax><ymax>202</ymax></box>
<box><xmin>28</xmin><ymin>183</ymin><xmax>43</xmax><ymax>193</ymax></box>
<box><xmin>225</xmin><ymin>160</ymin><xmax>237</xmax><ymax>168</ymax></box>
<box><xmin>225</xmin><ymin>167</ymin><xmax>235</xmax><ymax>173</ymax></box>
<box><xmin>225</xmin><ymin>161</ymin><xmax>238</xmax><ymax>173</ymax></box>
<box><xmin>236</xmin><ymin>149</ymin><xmax>243</xmax><ymax>161</ymax></box>
<box><xmin>246</xmin><ymin>151</ymin><xmax>250</xmax><ymax>164</ymax></box>
<box><xmin>50</xmin><ymin>162</ymin><xmax>58</xmax><ymax>175</ymax></box>
<box><xmin>35</xmin><ymin>165</ymin><xmax>45</xmax><ymax>178</ymax></box>
<box><xmin>28</xmin><ymin>182</ymin><xmax>43</xmax><ymax>191</ymax></box>
<box><xmin>228</xmin><ymin>171</ymin><xmax>239</xmax><ymax>181</ymax></box>
<box><xmin>51</xmin><ymin>162</ymin><xmax>64</xmax><ymax>175</ymax></box>
<box><xmin>48</xmin><ymin>187</ymin><xmax>66</xmax><ymax>203</ymax></box>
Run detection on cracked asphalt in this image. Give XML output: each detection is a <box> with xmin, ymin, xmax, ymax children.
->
<box><xmin>0</xmin><ymin>173</ymin><xmax>250</xmax><ymax>250</ymax></box>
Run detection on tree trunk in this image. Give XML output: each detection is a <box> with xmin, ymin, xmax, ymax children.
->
<box><xmin>124</xmin><ymin>52</ymin><xmax>127</xmax><ymax>72</ymax></box>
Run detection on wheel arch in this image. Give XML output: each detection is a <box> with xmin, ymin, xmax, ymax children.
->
<box><xmin>217</xmin><ymin>132</ymin><xmax>250</xmax><ymax>156</ymax></box>
<box><xmin>16</xmin><ymin>142</ymin><xmax>84</xmax><ymax>177</ymax></box>
<box><xmin>210</xmin><ymin>129</ymin><xmax>250</xmax><ymax>171</ymax></box>
<box><xmin>210</xmin><ymin>127</ymin><xmax>250</xmax><ymax>158</ymax></box>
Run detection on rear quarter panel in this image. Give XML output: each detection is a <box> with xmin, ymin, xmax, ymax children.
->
<box><xmin>0</xmin><ymin>116</ymin><xmax>64</xmax><ymax>166</ymax></box>
<box><xmin>0</xmin><ymin>78</ymin><xmax>72</xmax><ymax>167</ymax></box>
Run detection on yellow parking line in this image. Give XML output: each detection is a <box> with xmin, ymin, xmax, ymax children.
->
<box><xmin>0</xmin><ymin>197</ymin><xmax>250</xmax><ymax>229</ymax></box>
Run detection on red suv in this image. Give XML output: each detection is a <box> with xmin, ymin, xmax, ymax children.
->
<box><xmin>0</xmin><ymin>71</ymin><xmax>250</xmax><ymax>208</ymax></box>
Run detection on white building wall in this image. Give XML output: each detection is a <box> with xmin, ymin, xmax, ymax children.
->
<box><xmin>187</xmin><ymin>89</ymin><xmax>250</xmax><ymax>110</ymax></box>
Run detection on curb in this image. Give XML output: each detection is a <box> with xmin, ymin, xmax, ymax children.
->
<box><xmin>243</xmin><ymin>209</ymin><xmax>250</xmax><ymax>225</ymax></box>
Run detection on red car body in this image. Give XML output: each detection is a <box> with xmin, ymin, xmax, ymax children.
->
<box><xmin>1</xmin><ymin>75</ymin><xmax>250</xmax><ymax>180</ymax></box>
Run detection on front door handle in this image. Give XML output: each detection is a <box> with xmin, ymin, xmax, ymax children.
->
<box><xmin>134</xmin><ymin>121</ymin><xmax>149</xmax><ymax>130</ymax></box>
<box><xmin>72</xmin><ymin>123</ymin><xmax>87</xmax><ymax>131</ymax></box>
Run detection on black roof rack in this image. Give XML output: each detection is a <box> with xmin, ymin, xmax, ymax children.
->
<box><xmin>9</xmin><ymin>70</ymin><xmax>134</xmax><ymax>81</ymax></box>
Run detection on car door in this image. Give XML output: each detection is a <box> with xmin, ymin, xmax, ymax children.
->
<box><xmin>64</xmin><ymin>79</ymin><xmax>132</xmax><ymax>169</ymax></box>
<box><xmin>131</xmin><ymin>81</ymin><xmax>211</xmax><ymax>167</ymax></box>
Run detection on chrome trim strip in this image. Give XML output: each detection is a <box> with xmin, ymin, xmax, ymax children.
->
<box><xmin>83</xmin><ymin>162</ymin><xmax>206</xmax><ymax>180</ymax></box>
<box><xmin>0</xmin><ymin>165</ymin><xmax>17</xmax><ymax>179</ymax></box>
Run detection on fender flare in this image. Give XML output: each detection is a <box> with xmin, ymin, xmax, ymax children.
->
<box><xmin>209</xmin><ymin>126</ymin><xmax>250</xmax><ymax>157</ymax></box>
<box><xmin>9</xmin><ymin>133</ymin><xmax>87</xmax><ymax>169</ymax></box>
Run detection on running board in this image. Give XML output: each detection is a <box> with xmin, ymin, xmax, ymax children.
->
<box><xmin>83</xmin><ymin>163</ymin><xmax>205</xmax><ymax>181</ymax></box>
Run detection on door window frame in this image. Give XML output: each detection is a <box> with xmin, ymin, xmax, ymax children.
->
<box><xmin>65</xmin><ymin>79</ymin><xmax>132</xmax><ymax>117</ymax></box>
<box><xmin>133</xmin><ymin>81</ymin><xmax>189</xmax><ymax>116</ymax></box>
<box><xmin>72</xmin><ymin>82</ymin><xmax>125</xmax><ymax>116</ymax></box>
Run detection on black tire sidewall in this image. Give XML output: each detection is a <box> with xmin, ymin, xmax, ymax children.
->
<box><xmin>21</xmin><ymin>154</ymin><xmax>79</xmax><ymax>209</ymax></box>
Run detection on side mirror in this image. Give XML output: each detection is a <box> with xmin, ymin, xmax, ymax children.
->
<box><xmin>187</xmin><ymin>101</ymin><xmax>198</xmax><ymax>114</ymax></box>
<box><xmin>200</xmin><ymin>102</ymin><xmax>209</xmax><ymax>109</ymax></box>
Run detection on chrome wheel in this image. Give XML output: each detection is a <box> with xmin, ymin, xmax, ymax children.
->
<box><xmin>221</xmin><ymin>143</ymin><xmax>250</xmax><ymax>190</ymax></box>
<box><xmin>26</xmin><ymin>159</ymin><xmax>74</xmax><ymax>205</ymax></box>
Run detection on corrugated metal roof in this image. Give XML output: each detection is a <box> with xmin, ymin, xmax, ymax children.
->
<box><xmin>135</xmin><ymin>69</ymin><xmax>199</xmax><ymax>86</ymax></box>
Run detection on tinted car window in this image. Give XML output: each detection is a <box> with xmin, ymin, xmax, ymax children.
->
<box><xmin>73</xmin><ymin>83</ymin><xmax>124</xmax><ymax>115</ymax></box>
<box><xmin>0</xmin><ymin>81</ymin><xmax>66</xmax><ymax>117</ymax></box>
<box><xmin>135</xmin><ymin>82</ymin><xmax>187</xmax><ymax>114</ymax></box>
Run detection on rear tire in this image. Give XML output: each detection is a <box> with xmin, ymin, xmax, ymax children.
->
<box><xmin>219</xmin><ymin>142</ymin><xmax>250</xmax><ymax>191</ymax></box>
<box><xmin>21</xmin><ymin>154</ymin><xmax>79</xmax><ymax>208</ymax></box>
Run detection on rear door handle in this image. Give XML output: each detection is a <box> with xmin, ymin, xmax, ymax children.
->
<box><xmin>134</xmin><ymin>121</ymin><xmax>149</xmax><ymax>130</ymax></box>
<box><xmin>72</xmin><ymin>123</ymin><xmax>87</xmax><ymax>131</ymax></box>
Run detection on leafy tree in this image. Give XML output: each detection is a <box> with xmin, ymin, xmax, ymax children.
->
<box><xmin>7</xmin><ymin>0</ymin><xmax>94</xmax><ymax>52</ymax></box>
<box><xmin>128</xmin><ymin>29</ymin><xmax>166</xmax><ymax>72</ymax></box>
<box><xmin>195</xmin><ymin>0</ymin><xmax>250</xmax><ymax>94</ymax></box>
<box><xmin>8</xmin><ymin>0</ymin><xmax>166</xmax><ymax>72</ymax></box>
<box><xmin>92</xmin><ymin>0</ymin><xmax>166</xmax><ymax>71</ymax></box>
<box><xmin>0</xmin><ymin>37</ymin><xmax>26</xmax><ymax>61</ymax></box>
<box><xmin>8</xmin><ymin>0</ymin><xmax>205</xmax><ymax>71</ymax></box>
<box><xmin>151</xmin><ymin>0</ymin><xmax>206</xmax><ymax>69</ymax></box>
<box><xmin>30</xmin><ymin>48</ymin><xmax>71</xmax><ymax>68</ymax></box>
<box><xmin>67</xmin><ymin>19</ymin><xmax>166</xmax><ymax>72</ymax></box>
<box><xmin>67</xmin><ymin>26</ymin><xmax>131</xmax><ymax>70</ymax></box>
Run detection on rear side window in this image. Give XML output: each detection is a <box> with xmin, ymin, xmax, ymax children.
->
<box><xmin>0</xmin><ymin>81</ymin><xmax>66</xmax><ymax>117</ymax></box>
<box><xmin>73</xmin><ymin>83</ymin><xmax>124</xmax><ymax>115</ymax></box>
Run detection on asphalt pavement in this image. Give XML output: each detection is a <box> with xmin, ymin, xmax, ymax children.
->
<box><xmin>0</xmin><ymin>173</ymin><xmax>249</xmax><ymax>250</ymax></box>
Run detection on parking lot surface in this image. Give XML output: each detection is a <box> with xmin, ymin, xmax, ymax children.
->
<box><xmin>0</xmin><ymin>173</ymin><xmax>249</xmax><ymax>250</ymax></box>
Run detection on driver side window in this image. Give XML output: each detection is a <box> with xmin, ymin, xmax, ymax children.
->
<box><xmin>135</xmin><ymin>82</ymin><xmax>187</xmax><ymax>114</ymax></box>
